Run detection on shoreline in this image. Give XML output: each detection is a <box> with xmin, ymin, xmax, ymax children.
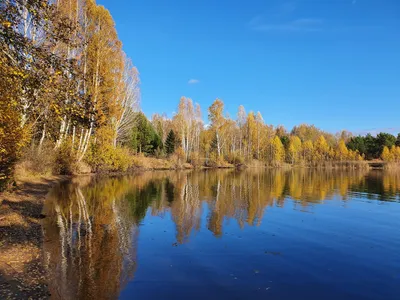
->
<box><xmin>0</xmin><ymin>175</ymin><xmax>70</xmax><ymax>299</ymax></box>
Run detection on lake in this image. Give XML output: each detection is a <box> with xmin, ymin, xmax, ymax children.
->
<box><xmin>42</xmin><ymin>169</ymin><xmax>400</xmax><ymax>300</ymax></box>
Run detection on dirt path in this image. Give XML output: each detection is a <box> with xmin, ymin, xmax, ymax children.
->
<box><xmin>0</xmin><ymin>176</ymin><xmax>69</xmax><ymax>299</ymax></box>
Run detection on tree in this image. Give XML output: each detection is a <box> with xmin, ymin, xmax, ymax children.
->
<box><xmin>152</xmin><ymin>113</ymin><xmax>170</xmax><ymax>144</ymax></box>
<box><xmin>113</xmin><ymin>57</ymin><xmax>140</xmax><ymax>146</ymax></box>
<box><xmin>255</xmin><ymin>112</ymin><xmax>264</xmax><ymax>159</ymax></box>
<box><xmin>173</xmin><ymin>97</ymin><xmax>201</xmax><ymax>161</ymax></box>
<box><xmin>208</xmin><ymin>99</ymin><xmax>227</xmax><ymax>158</ymax></box>
<box><xmin>364</xmin><ymin>134</ymin><xmax>378</xmax><ymax>159</ymax></box>
<box><xmin>376</xmin><ymin>133</ymin><xmax>396</xmax><ymax>156</ymax></box>
<box><xmin>270</xmin><ymin>136</ymin><xmax>285</xmax><ymax>166</ymax></box>
<box><xmin>347</xmin><ymin>136</ymin><xmax>367</xmax><ymax>156</ymax></box>
<box><xmin>246</xmin><ymin>112</ymin><xmax>257</xmax><ymax>159</ymax></box>
<box><xmin>396</xmin><ymin>134</ymin><xmax>400</xmax><ymax>147</ymax></box>
<box><xmin>275</xmin><ymin>125</ymin><xmax>287</xmax><ymax>138</ymax></box>
<box><xmin>314</xmin><ymin>135</ymin><xmax>330</xmax><ymax>161</ymax></box>
<box><xmin>280</xmin><ymin>136</ymin><xmax>290</xmax><ymax>150</ymax></box>
<box><xmin>391</xmin><ymin>146</ymin><xmax>400</xmax><ymax>162</ymax></box>
<box><xmin>165</xmin><ymin>130</ymin><xmax>176</xmax><ymax>155</ymax></box>
<box><xmin>302</xmin><ymin>140</ymin><xmax>314</xmax><ymax>163</ymax></box>
<box><xmin>130</xmin><ymin>113</ymin><xmax>160</xmax><ymax>154</ymax></box>
<box><xmin>0</xmin><ymin>0</ymin><xmax>75</xmax><ymax>186</ymax></box>
<box><xmin>288</xmin><ymin>136</ymin><xmax>302</xmax><ymax>164</ymax></box>
<box><xmin>237</xmin><ymin>105</ymin><xmax>247</xmax><ymax>157</ymax></box>
<box><xmin>336</xmin><ymin>140</ymin><xmax>349</xmax><ymax>161</ymax></box>
<box><xmin>381</xmin><ymin>146</ymin><xmax>392</xmax><ymax>162</ymax></box>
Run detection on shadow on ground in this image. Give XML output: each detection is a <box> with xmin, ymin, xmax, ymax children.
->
<box><xmin>0</xmin><ymin>178</ymin><xmax>66</xmax><ymax>299</ymax></box>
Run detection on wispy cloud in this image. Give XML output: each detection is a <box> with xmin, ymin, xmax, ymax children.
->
<box><xmin>354</xmin><ymin>127</ymin><xmax>400</xmax><ymax>136</ymax></box>
<box><xmin>249</xmin><ymin>1</ymin><xmax>324</xmax><ymax>33</ymax></box>
<box><xmin>352</xmin><ymin>0</ymin><xmax>357</xmax><ymax>4</ymax></box>
<box><xmin>273</xmin><ymin>1</ymin><xmax>296</xmax><ymax>17</ymax></box>
<box><xmin>250</xmin><ymin>18</ymin><xmax>323</xmax><ymax>32</ymax></box>
<box><xmin>188</xmin><ymin>79</ymin><xmax>200</xmax><ymax>84</ymax></box>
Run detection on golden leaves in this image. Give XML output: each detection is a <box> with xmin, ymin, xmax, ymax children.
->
<box><xmin>2</xmin><ymin>21</ymin><xmax>11</xmax><ymax>28</ymax></box>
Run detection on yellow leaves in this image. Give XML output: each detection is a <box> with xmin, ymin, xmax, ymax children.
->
<box><xmin>336</xmin><ymin>139</ymin><xmax>349</xmax><ymax>161</ymax></box>
<box><xmin>271</xmin><ymin>135</ymin><xmax>285</xmax><ymax>164</ymax></box>
<box><xmin>393</xmin><ymin>146</ymin><xmax>400</xmax><ymax>162</ymax></box>
<box><xmin>382</xmin><ymin>146</ymin><xmax>392</xmax><ymax>162</ymax></box>
<box><xmin>302</xmin><ymin>140</ymin><xmax>314</xmax><ymax>162</ymax></box>
<box><xmin>313</xmin><ymin>135</ymin><xmax>331</xmax><ymax>162</ymax></box>
<box><xmin>51</xmin><ymin>103</ymin><xmax>61</xmax><ymax>115</ymax></box>
<box><xmin>12</xmin><ymin>70</ymin><xmax>25</xmax><ymax>77</ymax></box>
<box><xmin>208</xmin><ymin>99</ymin><xmax>225</xmax><ymax>128</ymax></box>
<box><xmin>288</xmin><ymin>136</ymin><xmax>302</xmax><ymax>164</ymax></box>
<box><xmin>383</xmin><ymin>145</ymin><xmax>400</xmax><ymax>162</ymax></box>
<box><xmin>2</xmin><ymin>21</ymin><xmax>11</xmax><ymax>28</ymax></box>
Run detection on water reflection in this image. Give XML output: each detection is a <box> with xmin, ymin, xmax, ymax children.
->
<box><xmin>43</xmin><ymin>169</ymin><xmax>400</xmax><ymax>299</ymax></box>
<box><xmin>43</xmin><ymin>177</ymin><xmax>138</xmax><ymax>299</ymax></box>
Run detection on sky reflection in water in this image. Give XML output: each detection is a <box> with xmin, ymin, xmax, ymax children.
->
<box><xmin>43</xmin><ymin>169</ymin><xmax>400</xmax><ymax>300</ymax></box>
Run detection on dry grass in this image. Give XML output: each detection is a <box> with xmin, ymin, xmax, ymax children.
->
<box><xmin>309</xmin><ymin>160</ymin><xmax>370</xmax><ymax>170</ymax></box>
<box><xmin>245</xmin><ymin>159</ymin><xmax>267</xmax><ymax>168</ymax></box>
<box><xmin>132</xmin><ymin>154</ymin><xmax>194</xmax><ymax>170</ymax></box>
<box><xmin>383</xmin><ymin>162</ymin><xmax>400</xmax><ymax>170</ymax></box>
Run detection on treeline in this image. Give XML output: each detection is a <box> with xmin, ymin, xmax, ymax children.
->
<box><xmin>130</xmin><ymin>98</ymin><xmax>366</xmax><ymax>167</ymax></box>
<box><xmin>347</xmin><ymin>133</ymin><xmax>400</xmax><ymax>161</ymax></box>
<box><xmin>126</xmin><ymin>98</ymin><xmax>400</xmax><ymax>168</ymax></box>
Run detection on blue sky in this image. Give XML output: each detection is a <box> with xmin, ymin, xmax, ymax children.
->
<box><xmin>97</xmin><ymin>0</ymin><xmax>400</xmax><ymax>134</ymax></box>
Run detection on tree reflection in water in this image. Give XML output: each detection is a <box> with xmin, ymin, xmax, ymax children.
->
<box><xmin>43</xmin><ymin>169</ymin><xmax>400</xmax><ymax>299</ymax></box>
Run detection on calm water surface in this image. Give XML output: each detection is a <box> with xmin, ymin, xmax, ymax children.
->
<box><xmin>43</xmin><ymin>169</ymin><xmax>400</xmax><ymax>300</ymax></box>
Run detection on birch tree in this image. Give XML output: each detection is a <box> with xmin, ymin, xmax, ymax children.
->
<box><xmin>174</xmin><ymin>97</ymin><xmax>201</xmax><ymax>161</ymax></box>
<box><xmin>113</xmin><ymin>57</ymin><xmax>140</xmax><ymax>146</ymax></box>
<box><xmin>237</xmin><ymin>105</ymin><xmax>247</xmax><ymax>156</ymax></box>
<box><xmin>208</xmin><ymin>99</ymin><xmax>228</xmax><ymax>158</ymax></box>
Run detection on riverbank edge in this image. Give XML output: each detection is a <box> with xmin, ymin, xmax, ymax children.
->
<box><xmin>0</xmin><ymin>175</ymin><xmax>71</xmax><ymax>299</ymax></box>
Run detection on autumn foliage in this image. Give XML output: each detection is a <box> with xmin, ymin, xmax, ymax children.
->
<box><xmin>0</xmin><ymin>0</ymin><xmax>139</xmax><ymax>188</ymax></box>
<box><xmin>1</xmin><ymin>1</ymin><xmax>398</xmax><ymax>190</ymax></box>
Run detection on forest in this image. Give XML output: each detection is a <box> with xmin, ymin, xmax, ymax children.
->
<box><xmin>1</xmin><ymin>0</ymin><xmax>400</xmax><ymax>190</ymax></box>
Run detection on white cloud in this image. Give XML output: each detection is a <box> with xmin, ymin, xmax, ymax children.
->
<box><xmin>188</xmin><ymin>79</ymin><xmax>200</xmax><ymax>84</ymax></box>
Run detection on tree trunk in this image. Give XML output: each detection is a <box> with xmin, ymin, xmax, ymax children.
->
<box><xmin>38</xmin><ymin>124</ymin><xmax>46</xmax><ymax>150</ymax></box>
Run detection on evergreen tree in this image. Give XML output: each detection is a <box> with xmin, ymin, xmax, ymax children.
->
<box><xmin>165</xmin><ymin>130</ymin><xmax>176</xmax><ymax>154</ymax></box>
<box><xmin>376</xmin><ymin>132</ymin><xmax>396</xmax><ymax>156</ymax></box>
<box><xmin>280</xmin><ymin>136</ymin><xmax>290</xmax><ymax>150</ymax></box>
<box><xmin>130</xmin><ymin>113</ymin><xmax>161</xmax><ymax>154</ymax></box>
<box><xmin>396</xmin><ymin>134</ymin><xmax>400</xmax><ymax>147</ymax></box>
